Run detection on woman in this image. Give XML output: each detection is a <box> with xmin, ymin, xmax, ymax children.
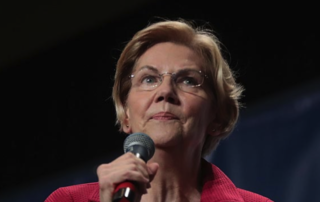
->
<box><xmin>46</xmin><ymin>20</ymin><xmax>273</xmax><ymax>202</ymax></box>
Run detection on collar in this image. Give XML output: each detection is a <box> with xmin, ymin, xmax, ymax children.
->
<box><xmin>201</xmin><ymin>159</ymin><xmax>244</xmax><ymax>202</ymax></box>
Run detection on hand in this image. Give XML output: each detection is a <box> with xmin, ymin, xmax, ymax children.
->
<box><xmin>97</xmin><ymin>152</ymin><xmax>159</xmax><ymax>202</ymax></box>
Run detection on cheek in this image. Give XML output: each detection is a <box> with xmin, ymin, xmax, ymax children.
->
<box><xmin>184</xmin><ymin>98</ymin><xmax>214</xmax><ymax>129</ymax></box>
<box><xmin>126</xmin><ymin>91</ymin><xmax>153</xmax><ymax>120</ymax></box>
<box><xmin>187</xmin><ymin>98</ymin><xmax>212</xmax><ymax>116</ymax></box>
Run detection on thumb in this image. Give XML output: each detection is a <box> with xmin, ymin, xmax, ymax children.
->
<box><xmin>147</xmin><ymin>162</ymin><xmax>159</xmax><ymax>179</ymax></box>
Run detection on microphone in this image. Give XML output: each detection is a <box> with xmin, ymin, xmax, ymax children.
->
<box><xmin>112</xmin><ymin>133</ymin><xmax>155</xmax><ymax>202</ymax></box>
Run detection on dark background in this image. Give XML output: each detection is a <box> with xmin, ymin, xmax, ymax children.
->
<box><xmin>0</xmin><ymin>1</ymin><xmax>319</xmax><ymax>201</ymax></box>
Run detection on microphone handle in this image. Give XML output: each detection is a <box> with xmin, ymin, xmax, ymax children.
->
<box><xmin>112</xmin><ymin>181</ymin><xmax>137</xmax><ymax>202</ymax></box>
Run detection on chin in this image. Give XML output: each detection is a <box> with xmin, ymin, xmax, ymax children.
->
<box><xmin>144</xmin><ymin>126</ymin><xmax>183</xmax><ymax>148</ymax></box>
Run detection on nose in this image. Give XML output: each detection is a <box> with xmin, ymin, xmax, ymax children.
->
<box><xmin>155</xmin><ymin>76</ymin><xmax>180</xmax><ymax>104</ymax></box>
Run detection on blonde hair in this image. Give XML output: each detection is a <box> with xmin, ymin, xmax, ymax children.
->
<box><xmin>112</xmin><ymin>20</ymin><xmax>244</xmax><ymax>156</ymax></box>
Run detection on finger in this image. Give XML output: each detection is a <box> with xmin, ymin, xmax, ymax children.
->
<box><xmin>147</xmin><ymin>162</ymin><xmax>159</xmax><ymax>182</ymax></box>
<box><xmin>97</xmin><ymin>157</ymin><xmax>150</xmax><ymax>187</ymax></box>
<box><xmin>98</xmin><ymin>166</ymin><xmax>149</xmax><ymax>186</ymax></box>
<box><xmin>124</xmin><ymin>153</ymin><xmax>150</xmax><ymax>178</ymax></box>
<box><xmin>98</xmin><ymin>153</ymin><xmax>150</xmax><ymax>179</ymax></box>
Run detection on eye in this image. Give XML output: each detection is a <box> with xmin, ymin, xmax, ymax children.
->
<box><xmin>181</xmin><ymin>77</ymin><xmax>199</xmax><ymax>86</ymax></box>
<box><xmin>141</xmin><ymin>75</ymin><xmax>160</xmax><ymax>85</ymax></box>
<box><xmin>176</xmin><ymin>70</ymin><xmax>202</xmax><ymax>87</ymax></box>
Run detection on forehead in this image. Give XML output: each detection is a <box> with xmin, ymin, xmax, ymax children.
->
<box><xmin>134</xmin><ymin>42</ymin><xmax>203</xmax><ymax>72</ymax></box>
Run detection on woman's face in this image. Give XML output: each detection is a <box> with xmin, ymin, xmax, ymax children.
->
<box><xmin>123</xmin><ymin>42</ymin><xmax>216</xmax><ymax>151</ymax></box>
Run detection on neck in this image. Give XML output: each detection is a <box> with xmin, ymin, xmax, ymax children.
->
<box><xmin>142</xmin><ymin>147</ymin><xmax>203</xmax><ymax>202</ymax></box>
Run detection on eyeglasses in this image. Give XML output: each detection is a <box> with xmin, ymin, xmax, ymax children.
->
<box><xmin>129</xmin><ymin>66</ymin><xmax>207</xmax><ymax>93</ymax></box>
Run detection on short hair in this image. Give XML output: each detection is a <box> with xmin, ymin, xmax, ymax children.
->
<box><xmin>112</xmin><ymin>19</ymin><xmax>244</xmax><ymax>156</ymax></box>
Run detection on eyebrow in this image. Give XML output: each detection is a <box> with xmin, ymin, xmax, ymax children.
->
<box><xmin>136</xmin><ymin>65</ymin><xmax>202</xmax><ymax>74</ymax></box>
<box><xmin>136</xmin><ymin>65</ymin><xmax>159</xmax><ymax>73</ymax></box>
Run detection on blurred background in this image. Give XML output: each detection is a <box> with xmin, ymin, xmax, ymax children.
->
<box><xmin>0</xmin><ymin>1</ymin><xmax>319</xmax><ymax>201</ymax></box>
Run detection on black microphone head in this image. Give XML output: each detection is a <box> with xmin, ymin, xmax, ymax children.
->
<box><xmin>123</xmin><ymin>133</ymin><xmax>155</xmax><ymax>162</ymax></box>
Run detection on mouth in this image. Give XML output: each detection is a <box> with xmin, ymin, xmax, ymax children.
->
<box><xmin>151</xmin><ymin>112</ymin><xmax>179</xmax><ymax>121</ymax></box>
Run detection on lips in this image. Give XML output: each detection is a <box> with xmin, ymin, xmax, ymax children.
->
<box><xmin>151</xmin><ymin>112</ymin><xmax>178</xmax><ymax>120</ymax></box>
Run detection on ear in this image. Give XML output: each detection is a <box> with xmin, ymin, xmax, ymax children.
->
<box><xmin>122</xmin><ymin>106</ymin><xmax>132</xmax><ymax>134</ymax></box>
<box><xmin>206</xmin><ymin>122</ymin><xmax>220</xmax><ymax>137</ymax></box>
